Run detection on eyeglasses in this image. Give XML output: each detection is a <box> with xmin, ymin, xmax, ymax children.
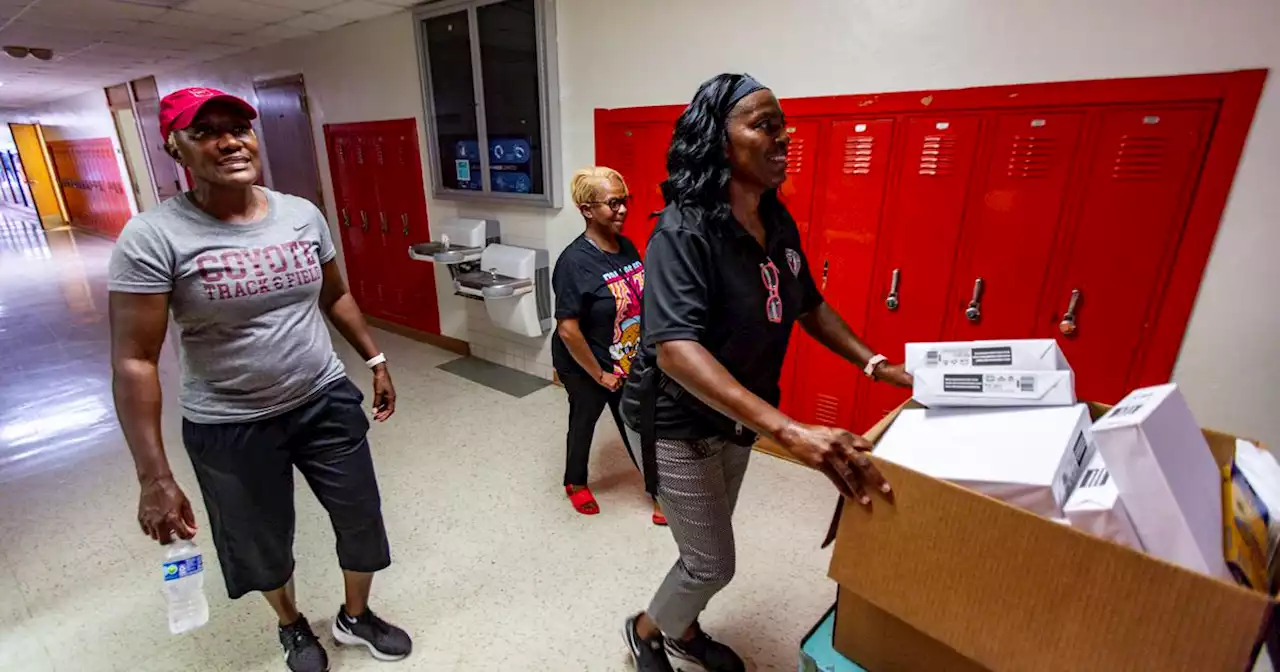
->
<box><xmin>760</xmin><ymin>259</ymin><xmax>782</xmax><ymax>323</ymax></box>
<box><xmin>586</xmin><ymin>196</ymin><xmax>631</xmax><ymax>212</ymax></box>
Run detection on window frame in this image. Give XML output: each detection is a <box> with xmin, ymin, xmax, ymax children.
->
<box><xmin>413</xmin><ymin>0</ymin><xmax>562</xmax><ymax>207</ymax></box>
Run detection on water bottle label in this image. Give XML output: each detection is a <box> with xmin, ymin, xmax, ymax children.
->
<box><xmin>162</xmin><ymin>556</ymin><xmax>203</xmax><ymax>582</ymax></box>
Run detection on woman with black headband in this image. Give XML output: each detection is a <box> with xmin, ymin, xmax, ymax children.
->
<box><xmin>618</xmin><ymin>74</ymin><xmax>911</xmax><ymax>671</ymax></box>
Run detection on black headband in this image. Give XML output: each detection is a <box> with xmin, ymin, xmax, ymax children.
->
<box><xmin>725</xmin><ymin>75</ymin><xmax>767</xmax><ymax>115</ymax></box>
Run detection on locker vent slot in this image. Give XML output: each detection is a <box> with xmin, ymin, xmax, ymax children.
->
<box><xmin>1112</xmin><ymin>135</ymin><xmax>1167</xmax><ymax>181</ymax></box>
<box><xmin>1007</xmin><ymin>135</ymin><xmax>1058</xmax><ymax>179</ymax></box>
<box><xmin>842</xmin><ymin>135</ymin><xmax>874</xmax><ymax>175</ymax></box>
<box><xmin>918</xmin><ymin>134</ymin><xmax>957</xmax><ymax>176</ymax></box>
<box><xmin>536</xmin><ymin>267</ymin><xmax>552</xmax><ymax>321</ymax></box>
<box><xmin>814</xmin><ymin>394</ymin><xmax>840</xmax><ymax>425</ymax></box>
<box><xmin>785</xmin><ymin>137</ymin><xmax>805</xmax><ymax>175</ymax></box>
<box><xmin>617</xmin><ymin>135</ymin><xmax>637</xmax><ymax>173</ymax></box>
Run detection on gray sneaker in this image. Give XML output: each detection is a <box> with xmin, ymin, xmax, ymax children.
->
<box><xmin>332</xmin><ymin>606</ymin><xmax>412</xmax><ymax>661</ymax></box>
<box><xmin>278</xmin><ymin>615</ymin><xmax>329</xmax><ymax>672</ymax></box>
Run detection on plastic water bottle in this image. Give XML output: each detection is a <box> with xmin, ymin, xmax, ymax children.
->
<box><xmin>162</xmin><ymin>540</ymin><xmax>209</xmax><ymax>634</ymax></box>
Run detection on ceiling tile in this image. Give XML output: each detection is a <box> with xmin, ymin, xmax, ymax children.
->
<box><xmin>256</xmin><ymin>0</ymin><xmax>345</xmax><ymax>9</ymax></box>
<box><xmin>178</xmin><ymin>0</ymin><xmax>301</xmax><ymax>24</ymax></box>
<box><xmin>31</xmin><ymin>0</ymin><xmax>168</xmax><ymax>21</ymax></box>
<box><xmin>150</xmin><ymin>9</ymin><xmax>257</xmax><ymax>31</ymax></box>
<box><xmin>283</xmin><ymin>12</ymin><xmax>350</xmax><ymax>32</ymax></box>
<box><xmin>243</xmin><ymin>22</ymin><xmax>316</xmax><ymax>40</ymax></box>
<box><xmin>372</xmin><ymin>0</ymin><xmax>425</xmax><ymax>6</ymax></box>
<box><xmin>321</xmin><ymin>0</ymin><xmax>401</xmax><ymax>22</ymax></box>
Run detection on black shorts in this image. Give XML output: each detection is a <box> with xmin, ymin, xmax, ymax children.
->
<box><xmin>182</xmin><ymin>377</ymin><xmax>391</xmax><ymax>599</ymax></box>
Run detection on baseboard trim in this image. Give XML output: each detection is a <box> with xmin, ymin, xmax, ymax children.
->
<box><xmin>364</xmin><ymin>316</ymin><xmax>470</xmax><ymax>357</ymax></box>
<box><xmin>40</xmin><ymin>214</ymin><xmax>66</xmax><ymax>230</ymax></box>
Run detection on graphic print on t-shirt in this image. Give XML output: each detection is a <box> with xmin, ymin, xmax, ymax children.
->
<box><xmin>604</xmin><ymin>260</ymin><xmax>644</xmax><ymax>376</ymax></box>
<box><xmin>193</xmin><ymin>240</ymin><xmax>323</xmax><ymax>301</ymax></box>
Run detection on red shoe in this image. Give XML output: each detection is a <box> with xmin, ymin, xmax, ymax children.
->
<box><xmin>566</xmin><ymin>485</ymin><xmax>600</xmax><ymax>515</ymax></box>
<box><xmin>652</xmin><ymin>510</ymin><xmax>668</xmax><ymax>526</ymax></box>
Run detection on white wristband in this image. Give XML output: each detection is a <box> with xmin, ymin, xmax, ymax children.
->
<box><xmin>365</xmin><ymin>353</ymin><xmax>387</xmax><ymax>369</ymax></box>
<box><xmin>864</xmin><ymin>354</ymin><xmax>888</xmax><ymax>379</ymax></box>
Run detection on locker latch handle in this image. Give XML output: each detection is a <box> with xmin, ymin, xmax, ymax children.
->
<box><xmin>965</xmin><ymin>278</ymin><xmax>984</xmax><ymax>322</ymax></box>
<box><xmin>341</xmin><ymin>208</ymin><xmax>350</xmax><ymax>228</ymax></box>
<box><xmin>821</xmin><ymin>260</ymin><xmax>829</xmax><ymax>292</ymax></box>
<box><xmin>1059</xmin><ymin>289</ymin><xmax>1081</xmax><ymax>336</ymax></box>
<box><xmin>379</xmin><ymin>212</ymin><xmax>389</xmax><ymax>234</ymax></box>
<box><xmin>401</xmin><ymin>213</ymin><xmax>409</xmax><ymax>236</ymax></box>
<box><xmin>885</xmin><ymin>268</ymin><xmax>901</xmax><ymax>311</ymax></box>
<box><xmin>359</xmin><ymin>211</ymin><xmax>369</xmax><ymax>232</ymax></box>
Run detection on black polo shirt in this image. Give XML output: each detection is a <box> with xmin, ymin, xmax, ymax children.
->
<box><xmin>620</xmin><ymin>198</ymin><xmax>824</xmax><ymax>445</ymax></box>
<box><xmin>550</xmin><ymin>234</ymin><xmax>644</xmax><ymax>378</ymax></box>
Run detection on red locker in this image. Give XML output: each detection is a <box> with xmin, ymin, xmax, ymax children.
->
<box><xmin>608</xmin><ymin>121</ymin><xmax>672</xmax><ymax>257</ymax></box>
<box><xmin>774</xmin><ymin>120</ymin><xmax>822</xmax><ymax>417</ymax></box>
<box><xmin>945</xmin><ymin>112</ymin><xmax>1085</xmax><ymax>340</ymax></box>
<box><xmin>787</xmin><ymin>118</ymin><xmax>896</xmax><ymax>427</ymax></box>
<box><xmin>854</xmin><ymin>115</ymin><xmax>984</xmax><ymax>431</ymax></box>
<box><xmin>1041</xmin><ymin>105</ymin><xmax>1214</xmax><ymax>402</ymax></box>
<box><xmin>376</xmin><ymin>123</ymin><xmax>440</xmax><ymax>334</ymax></box>
<box><xmin>325</xmin><ymin>129</ymin><xmax>379</xmax><ymax>314</ymax></box>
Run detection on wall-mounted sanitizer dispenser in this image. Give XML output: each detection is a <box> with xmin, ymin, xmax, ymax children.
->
<box><xmin>454</xmin><ymin>244</ymin><xmax>552</xmax><ymax>338</ymax></box>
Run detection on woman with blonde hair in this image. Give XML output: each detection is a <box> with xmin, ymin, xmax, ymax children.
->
<box><xmin>552</xmin><ymin>167</ymin><xmax>665</xmax><ymax>525</ymax></box>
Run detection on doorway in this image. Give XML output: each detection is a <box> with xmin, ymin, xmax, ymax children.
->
<box><xmin>106</xmin><ymin>83</ymin><xmax>158</xmax><ymax>212</ymax></box>
<box><xmin>254</xmin><ymin>75</ymin><xmax>324</xmax><ymax>209</ymax></box>
<box><xmin>130</xmin><ymin>76</ymin><xmax>183</xmax><ymax>201</ymax></box>
<box><xmin>9</xmin><ymin>123</ymin><xmax>67</xmax><ymax>229</ymax></box>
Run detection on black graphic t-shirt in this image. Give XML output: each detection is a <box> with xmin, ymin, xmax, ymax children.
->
<box><xmin>551</xmin><ymin>234</ymin><xmax>644</xmax><ymax>379</ymax></box>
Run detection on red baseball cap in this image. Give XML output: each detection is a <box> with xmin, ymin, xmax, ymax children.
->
<box><xmin>159</xmin><ymin>87</ymin><xmax>258</xmax><ymax>139</ymax></box>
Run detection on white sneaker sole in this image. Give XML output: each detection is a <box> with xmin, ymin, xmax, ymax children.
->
<box><xmin>664</xmin><ymin>648</ymin><xmax>709</xmax><ymax>672</ymax></box>
<box><xmin>331</xmin><ymin>622</ymin><xmax>408</xmax><ymax>662</ymax></box>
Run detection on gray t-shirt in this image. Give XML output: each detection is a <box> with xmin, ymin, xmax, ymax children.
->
<box><xmin>109</xmin><ymin>188</ymin><xmax>346</xmax><ymax>424</ymax></box>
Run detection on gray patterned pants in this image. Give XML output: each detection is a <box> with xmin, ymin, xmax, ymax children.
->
<box><xmin>626</xmin><ymin>427</ymin><xmax>752</xmax><ymax>636</ymax></box>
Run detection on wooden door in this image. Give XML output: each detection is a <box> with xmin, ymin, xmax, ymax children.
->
<box><xmin>255</xmin><ymin>75</ymin><xmax>324</xmax><ymax>210</ymax></box>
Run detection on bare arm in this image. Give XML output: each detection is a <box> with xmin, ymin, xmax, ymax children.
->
<box><xmin>657</xmin><ymin>339</ymin><xmax>791</xmax><ymax>440</ymax></box>
<box><xmin>109</xmin><ymin>290</ymin><xmax>196</xmax><ymax>542</ymax></box>
<box><xmin>318</xmin><ymin>260</ymin><xmax>395</xmax><ymax>420</ymax></box>
<box><xmin>799</xmin><ymin>303</ymin><xmax>911</xmax><ymax>387</ymax></box>
<box><xmin>557</xmin><ymin>318</ymin><xmax>613</xmax><ymax>388</ymax></box>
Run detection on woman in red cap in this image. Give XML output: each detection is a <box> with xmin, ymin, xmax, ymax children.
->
<box><xmin>109</xmin><ymin>87</ymin><xmax>410</xmax><ymax>672</ymax></box>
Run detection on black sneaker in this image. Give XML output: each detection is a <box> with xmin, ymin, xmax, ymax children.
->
<box><xmin>622</xmin><ymin>613</ymin><xmax>675</xmax><ymax>672</ymax></box>
<box><xmin>665</xmin><ymin>622</ymin><xmax>745</xmax><ymax>672</ymax></box>
<box><xmin>278</xmin><ymin>615</ymin><xmax>330</xmax><ymax>672</ymax></box>
<box><xmin>332</xmin><ymin>605</ymin><xmax>412</xmax><ymax>661</ymax></box>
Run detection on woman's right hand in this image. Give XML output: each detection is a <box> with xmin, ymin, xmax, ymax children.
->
<box><xmin>138</xmin><ymin>475</ymin><xmax>198</xmax><ymax>544</ymax></box>
<box><xmin>776</xmin><ymin>422</ymin><xmax>891</xmax><ymax>506</ymax></box>
<box><xmin>597</xmin><ymin>371</ymin><xmax>622</xmax><ymax>391</ymax></box>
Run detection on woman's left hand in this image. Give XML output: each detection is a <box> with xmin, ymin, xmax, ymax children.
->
<box><xmin>372</xmin><ymin>368</ymin><xmax>397</xmax><ymax>421</ymax></box>
<box><xmin>875</xmin><ymin>362</ymin><xmax>913</xmax><ymax>389</ymax></box>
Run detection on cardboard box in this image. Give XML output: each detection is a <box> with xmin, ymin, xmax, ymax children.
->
<box><xmin>825</xmin><ymin>400</ymin><xmax>1276</xmax><ymax>672</ymax></box>
<box><xmin>833</xmin><ymin>588</ymin><xmax>988</xmax><ymax>672</ymax></box>
<box><xmin>873</xmin><ymin>405</ymin><xmax>1094</xmax><ymax>519</ymax></box>
<box><xmin>905</xmin><ymin>339</ymin><xmax>1068</xmax><ymax>373</ymax></box>
<box><xmin>1063</xmin><ymin>451</ymin><xmax>1143</xmax><ymax>551</ymax></box>
<box><xmin>1092</xmin><ymin>384</ymin><xmax>1229</xmax><ymax>578</ymax></box>
<box><xmin>911</xmin><ymin>368</ymin><xmax>1076</xmax><ymax>407</ymax></box>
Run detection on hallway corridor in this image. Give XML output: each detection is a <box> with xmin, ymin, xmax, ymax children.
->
<box><xmin>0</xmin><ymin>211</ymin><xmax>837</xmax><ymax>670</ymax></box>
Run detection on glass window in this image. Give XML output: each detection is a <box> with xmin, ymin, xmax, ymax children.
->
<box><xmin>477</xmin><ymin>0</ymin><xmax>542</xmax><ymax>196</ymax></box>
<box><xmin>423</xmin><ymin>11</ymin><xmax>480</xmax><ymax>191</ymax></box>
<box><xmin>416</xmin><ymin>0</ymin><xmax>558</xmax><ymax>204</ymax></box>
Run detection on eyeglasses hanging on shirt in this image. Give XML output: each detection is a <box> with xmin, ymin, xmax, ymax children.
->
<box><xmin>760</xmin><ymin>259</ymin><xmax>782</xmax><ymax>323</ymax></box>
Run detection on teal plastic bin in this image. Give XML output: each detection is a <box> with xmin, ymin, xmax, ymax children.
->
<box><xmin>799</xmin><ymin>604</ymin><xmax>866</xmax><ymax>672</ymax></box>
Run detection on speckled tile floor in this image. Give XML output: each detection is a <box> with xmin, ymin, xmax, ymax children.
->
<box><xmin>0</xmin><ymin>211</ymin><xmax>839</xmax><ymax>671</ymax></box>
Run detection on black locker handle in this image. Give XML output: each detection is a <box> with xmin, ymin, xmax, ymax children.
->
<box><xmin>359</xmin><ymin>211</ymin><xmax>369</xmax><ymax>232</ymax></box>
<box><xmin>965</xmin><ymin>278</ymin><xmax>984</xmax><ymax>322</ymax></box>
<box><xmin>1060</xmin><ymin>289</ymin><xmax>1081</xmax><ymax>336</ymax></box>
<box><xmin>401</xmin><ymin>213</ymin><xmax>409</xmax><ymax>237</ymax></box>
<box><xmin>821</xmin><ymin>259</ymin><xmax>829</xmax><ymax>292</ymax></box>
<box><xmin>885</xmin><ymin>268</ymin><xmax>901</xmax><ymax>311</ymax></box>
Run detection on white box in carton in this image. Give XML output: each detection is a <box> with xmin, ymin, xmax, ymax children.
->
<box><xmin>911</xmin><ymin>368</ymin><xmax>1076</xmax><ymax>408</ymax></box>
<box><xmin>905</xmin><ymin>339</ymin><xmax>1069</xmax><ymax>373</ymax></box>
<box><xmin>1063</xmin><ymin>451</ymin><xmax>1143</xmax><ymax>551</ymax></box>
<box><xmin>873</xmin><ymin>404</ymin><xmax>1095</xmax><ymax>518</ymax></box>
<box><xmin>1091</xmin><ymin>383</ymin><xmax>1229</xmax><ymax>578</ymax></box>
